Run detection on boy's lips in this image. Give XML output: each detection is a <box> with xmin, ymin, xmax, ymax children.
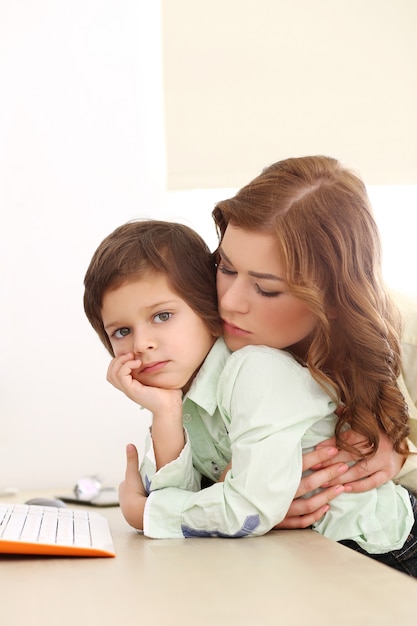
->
<box><xmin>222</xmin><ymin>319</ymin><xmax>251</xmax><ymax>336</ymax></box>
<box><xmin>139</xmin><ymin>361</ymin><xmax>169</xmax><ymax>374</ymax></box>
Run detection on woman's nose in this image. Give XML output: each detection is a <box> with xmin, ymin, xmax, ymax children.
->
<box><xmin>219</xmin><ymin>279</ymin><xmax>249</xmax><ymax>314</ymax></box>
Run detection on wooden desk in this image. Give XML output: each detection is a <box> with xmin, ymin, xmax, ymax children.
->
<box><xmin>1</xmin><ymin>490</ymin><xmax>416</xmax><ymax>626</ymax></box>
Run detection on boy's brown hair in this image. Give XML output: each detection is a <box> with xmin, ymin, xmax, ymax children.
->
<box><xmin>84</xmin><ymin>220</ymin><xmax>221</xmax><ymax>356</ymax></box>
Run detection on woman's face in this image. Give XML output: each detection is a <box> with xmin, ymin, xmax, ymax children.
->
<box><xmin>216</xmin><ymin>224</ymin><xmax>318</xmax><ymax>357</ymax></box>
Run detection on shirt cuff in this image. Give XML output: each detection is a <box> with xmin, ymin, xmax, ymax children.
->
<box><xmin>144</xmin><ymin>488</ymin><xmax>191</xmax><ymax>538</ymax></box>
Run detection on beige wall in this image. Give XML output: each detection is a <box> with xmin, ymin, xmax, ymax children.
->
<box><xmin>162</xmin><ymin>0</ymin><xmax>417</xmax><ymax>189</ymax></box>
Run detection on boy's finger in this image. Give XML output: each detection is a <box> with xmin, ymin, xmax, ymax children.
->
<box><xmin>123</xmin><ymin>444</ymin><xmax>147</xmax><ymax>497</ymax></box>
<box><xmin>124</xmin><ymin>443</ymin><xmax>140</xmax><ymax>481</ymax></box>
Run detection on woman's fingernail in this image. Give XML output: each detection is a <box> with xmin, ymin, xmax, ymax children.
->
<box><xmin>338</xmin><ymin>463</ymin><xmax>349</xmax><ymax>473</ymax></box>
<box><xmin>327</xmin><ymin>447</ymin><xmax>338</xmax><ymax>456</ymax></box>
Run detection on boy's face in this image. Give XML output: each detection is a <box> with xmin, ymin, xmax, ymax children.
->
<box><xmin>101</xmin><ymin>274</ymin><xmax>216</xmax><ymax>393</ymax></box>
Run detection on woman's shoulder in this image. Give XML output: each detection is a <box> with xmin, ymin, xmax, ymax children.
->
<box><xmin>224</xmin><ymin>344</ymin><xmax>305</xmax><ymax>380</ymax></box>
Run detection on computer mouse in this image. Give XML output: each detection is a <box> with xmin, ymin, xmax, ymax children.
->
<box><xmin>25</xmin><ymin>497</ymin><xmax>67</xmax><ymax>508</ymax></box>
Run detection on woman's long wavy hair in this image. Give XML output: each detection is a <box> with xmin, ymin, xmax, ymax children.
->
<box><xmin>213</xmin><ymin>156</ymin><xmax>409</xmax><ymax>457</ymax></box>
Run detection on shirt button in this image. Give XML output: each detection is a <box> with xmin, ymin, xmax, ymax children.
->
<box><xmin>183</xmin><ymin>413</ymin><xmax>192</xmax><ymax>422</ymax></box>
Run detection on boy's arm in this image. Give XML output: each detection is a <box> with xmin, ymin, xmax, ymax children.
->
<box><xmin>107</xmin><ymin>353</ymin><xmax>185</xmax><ymax>470</ymax></box>
<box><xmin>219</xmin><ymin>448</ymin><xmax>350</xmax><ymax>529</ymax></box>
<box><xmin>141</xmin><ymin>427</ymin><xmax>203</xmax><ymax>493</ymax></box>
<box><xmin>150</xmin><ymin>407</ymin><xmax>185</xmax><ymax>470</ymax></box>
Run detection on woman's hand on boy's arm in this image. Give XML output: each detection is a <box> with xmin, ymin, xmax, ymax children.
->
<box><xmin>315</xmin><ymin>430</ymin><xmax>405</xmax><ymax>492</ymax></box>
<box><xmin>275</xmin><ymin>430</ymin><xmax>406</xmax><ymax>530</ymax></box>
<box><xmin>119</xmin><ymin>443</ymin><xmax>147</xmax><ymax>531</ymax></box>
<box><xmin>274</xmin><ymin>447</ymin><xmax>349</xmax><ymax>529</ymax></box>
<box><xmin>217</xmin><ymin>449</ymin><xmax>349</xmax><ymax>529</ymax></box>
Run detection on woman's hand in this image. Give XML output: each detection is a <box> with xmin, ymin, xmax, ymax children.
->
<box><xmin>315</xmin><ymin>430</ymin><xmax>405</xmax><ymax>492</ymax></box>
<box><xmin>119</xmin><ymin>443</ymin><xmax>147</xmax><ymax>531</ymax></box>
<box><xmin>274</xmin><ymin>446</ymin><xmax>349</xmax><ymax>529</ymax></box>
<box><xmin>275</xmin><ymin>430</ymin><xmax>406</xmax><ymax>530</ymax></box>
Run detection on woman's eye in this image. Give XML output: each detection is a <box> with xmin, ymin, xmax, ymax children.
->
<box><xmin>154</xmin><ymin>312</ymin><xmax>172</xmax><ymax>323</ymax></box>
<box><xmin>114</xmin><ymin>327</ymin><xmax>130</xmax><ymax>339</ymax></box>
<box><xmin>255</xmin><ymin>284</ymin><xmax>281</xmax><ymax>298</ymax></box>
<box><xmin>217</xmin><ymin>263</ymin><xmax>236</xmax><ymax>276</ymax></box>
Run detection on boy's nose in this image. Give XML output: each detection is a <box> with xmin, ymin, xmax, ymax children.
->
<box><xmin>132</xmin><ymin>331</ymin><xmax>157</xmax><ymax>355</ymax></box>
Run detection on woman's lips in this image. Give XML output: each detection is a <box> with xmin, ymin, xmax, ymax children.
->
<box><xmin>222</xmin><ymin>319</ymin><xmax>251</xmax><ymax>337</ymax></box>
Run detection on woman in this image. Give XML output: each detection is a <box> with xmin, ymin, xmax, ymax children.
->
<box><xmin>212</xmin><ymin>155</ymin><xmax>416</xmax><ymax>530</ymax></box>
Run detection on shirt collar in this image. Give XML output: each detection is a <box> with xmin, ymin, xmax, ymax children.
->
<box><xmin>184</xmin><ymin>337</ymin><xmax>230</xmax><ymax>415</ymax></box>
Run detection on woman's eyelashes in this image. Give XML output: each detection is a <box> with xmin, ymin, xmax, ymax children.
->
<box><xmin>217</xmin><ymin>263</ymin><xmax>236</xmax><ymax>276</ymax></box>
<box><xmin>255</xmin><ymin>284</ymin><xmax>281</xmax><ymax>298</ymax></box>
<box><xmin>218</xmin><ymin>263</ymin><xmax>280</xmax><ymax>298</ymax></box>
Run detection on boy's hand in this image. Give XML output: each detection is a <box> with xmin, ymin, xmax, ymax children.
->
<box><xmin>107</xmin><ymin>353</ymin><xmax>182</xmax><ymax>414</ymax></box>
<box><xmin>118</xmin><ymin>443</ymin><xmax>147</xmax><ymax>531</ymax></box>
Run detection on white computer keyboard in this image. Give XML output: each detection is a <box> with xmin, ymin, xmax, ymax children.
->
<box><xmin>0</xmin><ymin>503</ymin><xmax>115</xmax><ymax>557</ymax></box>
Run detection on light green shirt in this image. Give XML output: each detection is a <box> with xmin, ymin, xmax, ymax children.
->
<box><xmin>142</xmin><ymin>338</ymin><xmax>413</xmax><ymax>550</ymax></box>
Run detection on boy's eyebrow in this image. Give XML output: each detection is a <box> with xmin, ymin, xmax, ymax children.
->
<box><xmin>218</xmin><ymin>246</ymin><xmax>285</xmax><ymax>282</ymax></box>
<box><xmin>103</xmin><ymin>322</ymin><xmax>119</xmax><ymax>332</ymax></box>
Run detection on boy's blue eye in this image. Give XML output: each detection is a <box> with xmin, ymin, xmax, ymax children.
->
<box><xmin>114</xmin><ymin>327</ymin><xmax>130</xmax><ymax>339</ymax></box>
<box><xmin>154</xmin><ymin>312</ymin><xmax>172</xmax><ymax>323</ymax></box>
